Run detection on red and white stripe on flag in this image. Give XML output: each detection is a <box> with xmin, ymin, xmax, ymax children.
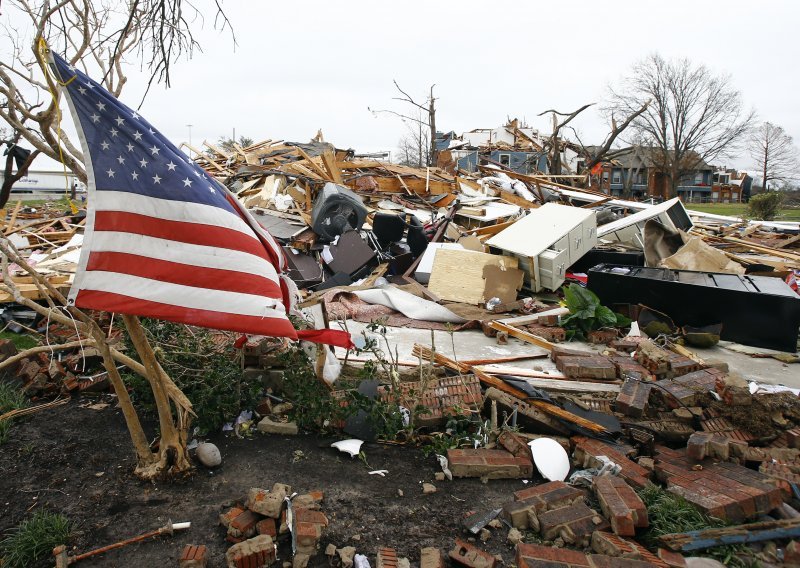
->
<box><xmin>50</xmin><ymin>50</ymin><xmax>351</xmax><ymax>348</ymax></box>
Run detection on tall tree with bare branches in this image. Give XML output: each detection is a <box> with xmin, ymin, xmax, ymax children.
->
<box><xmin>0</xmin><ymin>0</ymin><xmax>234</xmax><ymax>480</ymax></box>
<box><xmin>369</xmin><ymin>81</ymin><xmax>438</xmax><ymax>167</ymax></box>
<box><xmin>607</xmin><ymin>53</ymin><xmax>754</xmax><ymax>198</ymax></box>
<box><xmin>0</xmin><ymin>0</ymin><xmax>232</xmax><ymax>184</ymax></box>
<box><xmin>749</xmin><ymin>121</ymin><xmax>799</xmax><ymax>191</ymax></box>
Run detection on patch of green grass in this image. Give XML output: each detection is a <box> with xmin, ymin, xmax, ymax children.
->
<box><xmin>638</xmin><ymin>485</ymin><xmax>756</xmax><ymax>567</ymax></box>
<box><xmin>687</xmin><ymin>202</ymin><xmax>800</xmax><ymax>221</ymax></box>
<box><xmin>0</xmin><ymin>381</ymin><xmax>27</xmax><ymax>444</ymax></box>
<box><xmin>0</xmin><ymin>510</ymin><xmax>72</xmax><ymax>568</ymax></box>
<box><xmin>0</xmin><ymin>331</ymin><xmax>38</xmax><ymax>351</ymax></box>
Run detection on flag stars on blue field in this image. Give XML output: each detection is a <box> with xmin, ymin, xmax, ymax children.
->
<box><xmin>62</xmin><ymin>58</ymin><xmax>224</xmax><ymax>200</ymax></box>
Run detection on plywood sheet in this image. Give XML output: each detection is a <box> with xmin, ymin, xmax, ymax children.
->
<box><xmin>428</xmin><ymin>249</ymin><xmax>518</xmax><ymax>305</ymax></box>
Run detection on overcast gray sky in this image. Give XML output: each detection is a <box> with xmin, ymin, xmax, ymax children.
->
<box><xmin>7</xmin><ymin>0</ymin><xmax>800</xmax><ymax>174</ymax></box>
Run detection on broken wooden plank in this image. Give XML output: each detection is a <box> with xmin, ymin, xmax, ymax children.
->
<box><xmin>4</xmin><ymin>201</ymin><xmax>22</xmax><ymax>235</ymax></box>
<box><xmin>487</xmin><ymin>320</ymin><xmax>554</xmax><ymax>351</ymax></box>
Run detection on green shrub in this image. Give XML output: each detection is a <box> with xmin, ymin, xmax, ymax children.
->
<box><xmin>0</xmin><ymin>511</ymin><xmax>72</xmax><ymax>568</ymax></box>
<box><xmin>561</xmin><ymin>284</ymin><xmax>630</xmax><ymax>341</ymax></box>
<box><xmin>637</xmin><ymin>485</ymin><xmax>754</xmax><ymax>567</ymax></box>
<box><xmin>747</xmin><ymin>191</ymin><xmax>784</xmax><ymax>220</ymax></box>
<box><xmin>125</xmin><ymin>319</ymin><xmax>259</xmax><ymax>434</ymax></box>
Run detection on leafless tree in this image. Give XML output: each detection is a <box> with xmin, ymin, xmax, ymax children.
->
<box><xmin>540</xmin><ymin>101</ymin><xmax>648</xmax><ymax>185</ymax></box>
<box><xmin>0</xmin><ymin>0</ymin><xmax>234</xmax><ymax>480</ymax></box>
<box><xmin>0</xmin><ymin>0</ymin><xmax>233</xmax><ymax>185</ymax></box>
<box><xmin>369</xmin><ymin>81</ymin><xmax>438</xmax><ymax>167</ymax></box>
<box><xmin>396</xmin><ymin>110</ymin><xmax>429</xmax><ymax>167</ymax></box>
<box><xmin>607</xmin><ymin>53</ymin><xmax>755</xmax><ymax>198</ymax></box>
<box><xmin>749</xmin><ymin>121</ymin><xmax>799</xmax><ymax>191</ymax></box>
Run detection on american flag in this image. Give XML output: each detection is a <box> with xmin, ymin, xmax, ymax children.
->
<box><xmin>50</xmin><ymin>50</ymin><xmax>351</xmax><ymax>347</ymax></box>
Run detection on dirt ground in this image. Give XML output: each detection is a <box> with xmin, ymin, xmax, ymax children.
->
<box><xmin>0</xmin><ymin>397</ymin><xmax>528</xmax><ymax>568</ymax></box>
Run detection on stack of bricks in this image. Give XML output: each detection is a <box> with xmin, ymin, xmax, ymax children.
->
<box><xmin>501</xmin><ymin>480</ymin><xmax>587</xmax><ymax>529</ymax></box>
<box><xmin>219</xmin><ymin>485</ymin><xmax>325</xmax><ymax>568</ymax></box>
<box><xmin>592</xmin><ymin>475</ymin><xmax>648</xmax><ymax>536</ymax></box>
<box><xmin>655</xmin><ymin>445</ymin><xmax>786</xmax><ymax>522</ymax></box>
<box><xmin>615</xmin><ymin>378</ymin><xmax>652</xmax><ymax>418</ymax></box>
<box><xmin>516</xmin><ymin>542</ymin><xmax>667</xmax><ymax>568</ymax></box>
<box><xmin>634</xmin><ymin>341</ymin><xmax>701</xmax><ymax>380</ymax></box>
<box><xmin>652</xmin><ymin>369</ymin><xmax>724</xmax><ymax>407</ymax></box>
<box><xmin>609</xmin><ymin>356</ymin><xmax>654</xmax><ymax>382</ymax></box>
<box><xmin>523</xmin><ymin>323</ymin><xmax>566</xmax><ymax>343</ymax></box>
<box><xmin>556</xmin><ymin>355</ymin><xmax>617</xmax><ymax>380</ymax></box>
<box><xmin>500</xmin><ymin>480</ymin><xmax>606</xmax><ymax>547</ymax></box>
<box><xmin>447</xmin><ymin>448</ymin><xmax>532</xmax><ymax>479</ymax></box>
<box><xmin>537</xmin><ymin>502</ymin><xmax>609</xmax><ymax>546</ymax></box>
<box><xmin>591</xmin><ymin>532</ymin><xmax>686</xmax><ymax>567</ymax></box>
<box><xmin>179</xmin><ymin>545</ymin><xmax>208</xmax><ymax>568</ymax></box>
<box><xmin>572</xmin><ymin>436</ymin><xmax>652</xmax><ymax>489</ymax></box>
<box><xmin>377</xmin><ymin>375</ymin><xmax>482</xmax><ymax>427</ymax></box>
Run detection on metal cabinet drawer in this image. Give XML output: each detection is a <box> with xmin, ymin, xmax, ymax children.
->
<box><xmin>582</xmin><ymin>218</ymin><xmax>598</xmax><ymax>253</ymax></box>
<box><xmin>568</xmin><ymin>226</ymin><xmax>585</xmax><ymax>264</ymax></box>
<box><xmin>537</xmin><ymin>248</ymin><xmax>569</xmax><ymax>291</ymax></box>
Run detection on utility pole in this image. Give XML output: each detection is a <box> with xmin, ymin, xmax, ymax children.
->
<box><xmin>186</xmin><ymin>124</ymin><xmax>193</xmax><ymax>159</ymax></box>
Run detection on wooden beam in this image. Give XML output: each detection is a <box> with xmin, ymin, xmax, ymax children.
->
<box><xmin>487</xmin><ymin>320</ymin><xmax>555</xmax><ymax>351</ymax></box>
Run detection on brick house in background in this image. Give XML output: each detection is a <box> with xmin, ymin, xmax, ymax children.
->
<box><xmin>584</xmin><ymin>146</ymin><xmax>715</xmax><ymax>202</ymax></box>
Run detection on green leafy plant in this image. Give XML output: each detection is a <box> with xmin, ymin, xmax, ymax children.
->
<box><xmin>124</xmin><ymin>319</ymin><xmax>259</xmax><ymax>435</ymax></box>
<box><xmin>561</xmin><ymin>284</ymin><xmax>630</xmax><ymax>341</ymax></box>
<box><xmin>0</xmin><ymin>510</ymin><xmax>72</xmax><ymax>568</ymax></box>
<box><xmin>0</xmin><ymin>381</ymin><xmax>27</xmax><ymax>444</ymax></box>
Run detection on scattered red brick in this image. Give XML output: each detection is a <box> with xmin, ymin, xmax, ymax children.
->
<box><xmin>572</xmin><ymin>436</ymin><xmax>652</xmax><ymax>489</ymax></box>
<box><xmin>376</xmin><ymin>547</ymin><xmax>399</xmax><ymax>568</ymax></box>
<box><xmin>447</xmin><ymin>448</ymin><xmax>532</xmax><ymax>479</ymax></box>
<box><xmin>537</xmin><ymin>501</ymin><xmax>609</xmax><ymax>547</ymax></box>
<box><xmin>225</xmin><ymin>534</ymin><xmax>276</xmax><ymax>568</ymax></box>
<box><xmin>448</xmin><ymin>539</ymin><xmax>497</xmax><ymax>568</ymax></box>
<box><xmin>593</xmin><ymin>475</ymin><xmax>648</xmax><ymax>536</ymax></box>
<box><xmin>655</xmin><ymin>445</ymin><xmax>786</xmax><ymax>522</ymax></box>
<box><xmin>179</xmin><ymin>544</ymin><xmax>208</xmax><ymax>568</ymax></box>
<box><xmin>557</xmin><ymin>355</ymin><xmax>617</xmax><ymax>380</ymax></box>
<box><xmin>615</xmin><ymin>378</ymin><xmax>652</xmax><ymax>418</ymax></box>
<box><xmin>420</xmin><ymin>547</ymin><xmax>445</xmax><ymax>568</ymax></box>
<box><xmin>504</xmin><ymin>480</ymin><xmax>586</xmax><ymax>529</ymax></box>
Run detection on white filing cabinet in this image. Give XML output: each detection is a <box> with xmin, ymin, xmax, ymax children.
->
<box><xmin>486</xmin><ymin>203</ymin><xmax>597</xmax><ymax>291</ymax></box>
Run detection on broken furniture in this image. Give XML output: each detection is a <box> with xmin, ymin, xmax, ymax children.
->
<box><xmin>597</xmin><ymin>197</ymin><xmax>693</xmax><ymax>247</ymax></box>
<box><xmin>588</xmin><ymin>264</ymin><xmax>800</xmax><ymax>353</ymax></box>
<box><xmin>311</xmin><ymin>183</ymin><xmax>368</xmax><ymax>241</ymax></box>
<box><xmin>486</xmin><ymin>203</ymin><xmax>597</xmax><ymax>292</ymax></box>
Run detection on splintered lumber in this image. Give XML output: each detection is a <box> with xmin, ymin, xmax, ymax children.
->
<box><xmin>474</xmin><ymin>366</ymin><xmax>620</xmax><ymax>394</ymax></box>
<box><xmin>659</xmin><ymin>518</ymin><xmax>800</xmax><ymax>552</ymax></box>
<box><xmin>411</xmin><ymin>344</ymin><xmax>608</xmax><ymax>434</ymax></box>
<box><xmin>487</xmin><ymin>320</ymin><xmax>554</xmax><ymax>351</ymax></box>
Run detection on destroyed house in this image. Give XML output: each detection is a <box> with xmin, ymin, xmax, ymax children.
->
<box><xmin>712</xmin><ymin>168</ymin><xmax>751</xmax><ymax>203</ymax></box>
<box><xmin>436</xmin><ymin>120</ymin><xmax>549</xmax><ymax>175</ymax></box>
<box><xmin>604</xmin><ymin>146</ymin><xmax>714</xmax><ymax>202</ymax></box>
